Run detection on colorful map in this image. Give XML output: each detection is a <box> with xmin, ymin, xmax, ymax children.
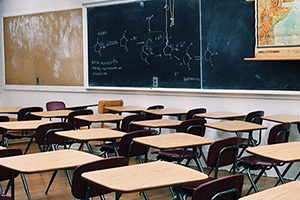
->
<box><xmin>257</xmin><ymin>0</ymin><xmax>299</xmax><ymax>46</ymax></box>
<box><xmin>256</xmin><ymin>0</ymin><xmax>300</xmax><ymax>58</ymax></box>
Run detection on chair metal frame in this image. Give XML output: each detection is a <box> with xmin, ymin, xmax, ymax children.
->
<box><xmin>237</xmin><ymin>123</ymin><xmax>291</xmax><ymax>194</ymax></box>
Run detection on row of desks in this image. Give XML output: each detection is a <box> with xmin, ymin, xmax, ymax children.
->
<box><xmin>0</xmin><ymin>148</ymin><xmax>209</xmax><ymax>200</ymax></box>
<box><xmin>1</xmin><ymin>141</ymin><xmax>300</xmax><ymax>200</ymax></box>
<box><xmin>1</xmin><ymin>106</ymin><xmax>300</xmax><ymax>199</ymax></box>
<box><xmin>3</xmin><ymin>105</ymin><xmax>300</xmax><ymax>123</ymax></box>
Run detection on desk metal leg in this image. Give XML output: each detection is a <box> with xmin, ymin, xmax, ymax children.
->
<box><xmin>275</xmin><ymin>162</ymin><xmax>293</xmax><ymax>186</ymax></box>
<box><xmin>193</xmin><ymin>147</ymin><xmax>204</xmax><ymax>173</ymax></box>
<box><xmin>274</xmin><ymin>166</ymin><xmax>285</xmax><ymax>185</ymax></box>
<box><xmin>112</xmin><ymin>140</ymin><xmax>120</xmax><ymax>157</ymax></box>
<box><xmin>10</xmin><ymin>171</ymin><xmax>15</xmax><ymax>200</ymax></box>
<box><xmin>85</xmin><ymin>142</ymin><xmax>94</xmax><ymax>154</ymax></box>
<box><xmin>173</xmin><ymin>186</ymin><xmax>184</xmax><ymax>200</ymax></box>
<box><xmin>21</xmin><ymin>174</ymin><xmax>31</xmax><ymax>200</ymax></box>
<box><xmin>45</xmin><ymin>171</ymin><xmax>57</xmax><ymax>194</ymax></box>
<box><xmin>115</xmin><ymin>192</ymin><xmax>122</xmax><ymax>200</ymax></box>
<box><xmin>85</xmin><ymin>182</ymin><xmax>90</xmax><ymax>200</ymax></box>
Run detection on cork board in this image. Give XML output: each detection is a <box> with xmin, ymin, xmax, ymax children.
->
<box><xmin>4</xmin><ymin>8</ymin><xmax>83</xmax><ymax>86</ymax></box>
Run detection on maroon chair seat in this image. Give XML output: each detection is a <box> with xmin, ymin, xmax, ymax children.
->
<box><xmin>34</xmin><ymin>122</ymin><xmax>73</xmax><ymax>152</ymax></box>
<box><xmin>3</xmin><ymin>106</ymin><xmax>43</xmax><ymax>154</ymax></box>
<box><xmin>237</xmin><ymin>155</ymin><xmax>283</xmax><ymax>168</ymax></box>
<box><xmin>156</xmin><ymin>149</ymin><xmax>195</xmax><ymax>161</ymax></box>
<box><xmin>154</xmin><ymin>118</ymin><xmax>207</xmax><ymax>166</ymax></box>
<box><xmin>66</xmin><ymin>109</ymin><xmax>93</xmax><ymax>130</ymax></box>
<box><xmin>0</xmin><ymin>148</ymin><xmax>23</xmax><ymax>197</ymax></box>
<box><xmin>0</xmin><ymin>194</ymin><xmax>11</xmax><ymax>200</ymax></box>
<box><xmin>99</xmin><ymin>114</ymin><xmax>146</xmax><ymax>157</ymax></box>
<box><xmin>238</xmin><ymin>110</ymin><xmax>264</xmax><ymax>158</ymax></box>
<box><xmin>191</xmin><ymin>174</ymin><xmax>244</xmax><ymax>200</ymax></box>
<box><xmin>72</xmin><ymin>157</ymin><xmax>127</xmax><ymax>199</ymax></box>
<box><xmin>182</xmin><ymin>137</ymin><xmax>240</xmax><ymax>198</ymax></box>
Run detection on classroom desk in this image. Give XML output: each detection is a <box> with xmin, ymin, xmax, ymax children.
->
<box><xmin>55</xmin><ymin>128</ymin><xmax>125</xmax><ymax>154</ymax></box>
<box><xmin>262</xmin><ymin>114</ymin><xmax>300</xmax><ymax>124</ymax></box>
<box><xmin>0</xmin><ymin>149</ymin><xmax>101</xmax><ymax>200</ymax></box>
<box><xmin>132</xmin><ymin>118</ymin><xmax>182</xmax><ymax>134</ymax></box>
<box><xmin>82</xmin><ymin>161</ymin><xmax>208</xmax><ymax>200</ymax></box>
<box><xmin>262</xmin><ymin>114</ymin><xmax>300</xmax><ymax>135</ymax></box>
<box><xmin>74</xmin><ymin>114</ymin><xmax>124</xmax><ymax>130</ymax></box>
<box><xmin>205</xmin><ymin>121</ymin><xmax>267</xmax><ymax>133</ymax></box>
<box><xmin>246</xmin><ymin>141</ymin><xmax>300</xmax><ymax>184</ymax></box>
<box><xmin>133</xmin><ymin>132</ymin><xmax>214</xmax><ymax>172</ymax></box>
<box><xmin>0</xmin><ymin>120</ymin><xmax>53</xmax><ymax>148</ymax></box>
<box><xmin>195</xmin><ymin>111</ymin><xmax>245</xmax><ymax>120</ymax></box>
<box><xmin>132</xmin><ymin>119</ymin><xmax>182</xmax><ymax>128</ymax></box>
<box><xmin>0</xmin><ymin>107</ymin><xmax>22</xmax><ymax>114</ymax></box>
<box><xmin>205</xmin><ymin>120</ymin><xmax>267</xmax><ymax>147</ymax></box>
<box><xmin>31</xmin><ymin>110</ymin><xmax>72</xmax><ymax>119</ymax></box>
<box><xmin>142</xmin><ymin>108</ymin><xmax>187</xmax><ymax>119</ymax></box>
<box><xmin>105</xmin><ymin>106</ymin><xmax>144</xmax><ymax>114</ymax></box>
<box><xmin>239</xmin><ymin>181</ymin><xmax>300</xmax><ymax>200</ymax></box>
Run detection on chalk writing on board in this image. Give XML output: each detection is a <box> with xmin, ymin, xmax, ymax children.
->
<box><xmin>88</xmin><ymin>0</ymin><xmax>200</xmax><ymax>88</ymax></box>
<box><xmin>204</xmin><ymin>43</ymin><xmax>218</xmax><ymax>67</ymax></box>
<box><xmin>92</xmin><ymin>14</ymin><xmax>195</xmax><ymax>71</ymax></box>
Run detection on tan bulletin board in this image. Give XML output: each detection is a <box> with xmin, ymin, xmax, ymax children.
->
<box><xmin>4</xmin><ymin>8</ymin><xmax>83</xmax><ymax>86</ymax></box>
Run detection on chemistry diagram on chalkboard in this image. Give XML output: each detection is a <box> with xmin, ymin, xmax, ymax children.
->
<box><xmin>88</xmin><ymin>0</ymin><xmax>200</xmax><ymax>88</ymax></box>
<box><xmin>92</xmin><ymin>0</ymin><xmax>198</xmax><ymax>72</ymax></box>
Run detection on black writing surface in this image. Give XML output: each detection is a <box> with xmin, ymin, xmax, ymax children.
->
<box><xmin>201</xmin><ymin>0</ymin><xmax>300</xmax><ymax>91</ymax></box>
<box><xmin>87</xmin><ymin>0</ymin><xmax>200</xmax><ymax>88</ymax></box>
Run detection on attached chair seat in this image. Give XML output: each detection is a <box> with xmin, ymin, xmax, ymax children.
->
<box><xmin>0</xmin><ymin>194</ymin><xmax>11</xmax><ymax>200</ymax></box>
<box><xmin>182</xmin><ymin>177</ymin><xmax>214</xmax><ymax>197</ymax></box>
<box><xmin>239</xmin><ymin>137</ymin><xmax>258</xmax><ymax>148</ymax></box>
<box><xmin>237</xmin><ymin>155</ymin><xmax>284</xmax><ymax>169</ymax></box>
<box><xmin>156</xmin><ymin>149</ymin><xmax>198</xmax><ymax>161</ymax></box>
<box><xmin>4</xmin><ymin>130</ymin><xmax>36</xmax><ymax>138</ymax></box>
<box><xmin>99</xmin><ymin>142</ymin><xmax>120</xmax><ymax>155</ymax></box>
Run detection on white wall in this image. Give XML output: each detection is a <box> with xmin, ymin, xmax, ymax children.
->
<box><xmin>1</xmin><ymin>0</ymin><xmax>300</xmax><ymax>180</ymax></box>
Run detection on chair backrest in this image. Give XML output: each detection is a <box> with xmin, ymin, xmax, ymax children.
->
<box><xmin>67</xmin><ymin>109</ymin><xmax>93</xmax><ymax>129</ymax></box>
<box><xmin>71</xmin><ymin>156</ymin><xmax>127</xmax><ymax>199</ymax></box>
<box><xmin>192</xmin><ymin>174</ymin><xmax>244</xmax><ymax>200</ymax></box>
<box><xmin>34</xmin><ymin>122</ymin><xmax>72</xmax><ymax>151</ymax></box>
<box><xmin>98</xmin><ymin>99</ymin><xmax>124</xmax><ymax>114</ymax></box>
<box><xmin>118</xmin><ymin>130</ymin><xmax>153</xmax><ymax>164</ymax></box>
<box><xmin>267</xmin><ymin>123</ymin><xmax>291</xmax><ymax>145</ymax></box>
<box><xmin>186</xmin><ymin>108</ymin><xmax>207</xmax><ymax>120</ymax></box>
<box><xmin>17</xmin><ymin>106</ymin><xmax>43</xmax><ymax>121</ymax></box>
<box><xmin>207</xmin><ymin>137</ymin><xmax>240</xmax><ymax>178</ymax></box>
<box><xmin>46</xmin><ymin>101</ymin><xmax>66</xmax><ymax>111</ymax></box>
<box><xmin>245</xmin><ymin>110</ymin><xmax>264</xmax><ymax>124</ymax></box>
<box><xmin>0</xmin><ymin>148</ymin><xmax>22</xmax><ymax>181</ymax></box>
<box><xmin>120</xmin><ymin>114</ymin><xmax>146</xmax><ymax>132</ymax></box>
<box><xmin>177</xmin><ymin>118</ymin><xmax>207</xmax><ymax>137</ymax></box>
<box><xmin>145</xmin><ymin>105</ymin><xmax>164</xmax><ymax>120</ymax></box>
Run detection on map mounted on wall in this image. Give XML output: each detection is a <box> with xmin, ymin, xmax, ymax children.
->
<box><xmin>255</xmin><ymin>0</ymin><xmax>300</xmax><ymax>58</ymax></box>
